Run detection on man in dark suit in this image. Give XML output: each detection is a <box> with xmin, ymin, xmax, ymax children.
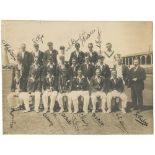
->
<box><xmin>69</xmin><ymin>43</ymin><xmax>85</xmax><ymax>66</ymax></box>
<box><xmin>43</xmin><ymin>42</ymin><xmax>58</xmax><ymax>65</ymax></box>
<box><xmin>85</xmin><ymin>43</ymin><xmax>98</xmax><ymax>65</ymax></box>
<box><xmin>107</xmin><ymin>70</ymin><xmax>127</xmax><ymax>113</ymax></box>
<box><xmin>81</xmin><ymin>55</ymin><xmax>95</xmax><ymax>81</ymax></box>
<box><xmin>17</xmin><ymin>43</ymin><xmax>33</xmax><ymax>91</ymax></box>
<box><xmin>70</xmin><ymin>58</ymin><xmax>79</xmax><ymax>78</ymax></box>
<box><xmin>129</xmin><ymin>58</ymin><xmax>146</xmax><ymax>111</ymax></box>
<box><xmin>71</xmin><ymin>69</ymin><xmax>90</xmax><ymax>113</ymax></box>
<box><xmin>90</xmin><ymin>68</ymin><xmax>107</xmax><ymax>113</ymax></box>
<box><xmin>96</xmin><ymin>55</ymin><xmax>111</xmax><ymax>93</ymax></box>
<box><xmin>42</xmin><ymin>59</ymin><xmax>58</xmax><ymax>113</ymax></box>
<box><xmin>96</xmin><ymin>55</ymin><xmax>111</xmax><ymax>79</ymax></box>
<box><xmin>57</xmin><ymin>63</ymin><xmax>72</xmax><ymax>113</ymax></box>
<box><xmin>32</xmin><ymin>43</ymin><xmax>44</xmax><ymax>66</ymax></box>
<box><xmin>27</xmin><ymin>56</ymin><xmax>43</xmax><ymax>112</ymax></box>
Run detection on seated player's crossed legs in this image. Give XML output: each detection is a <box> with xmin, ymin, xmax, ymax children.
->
<box><xmin>107</xmin><ymin>90</ymin><xmax>127</xmax><ymax>113</ymax></box>
<box><xmin>91</xmin><ymin>92</ymin><xmax>107</xmax><ymax>113</ymax></box>
<box><xmin>71</xmin><ymin>91</ymin><xmax>89</xmax><ymax>113</ymax></box>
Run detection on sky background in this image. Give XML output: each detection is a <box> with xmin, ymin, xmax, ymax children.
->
<box><xmin>1</xmin><ymin>21</ymin><xmax>153</xmax><ymax>63</ymax></box>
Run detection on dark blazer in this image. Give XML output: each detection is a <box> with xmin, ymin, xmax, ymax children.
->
<box><xmin>27</xmin><ymin>64</ymin><xmax>43</xmax><ymax>92</ymax></box>
<box><xmin>96</xmin><ymin>64</ymin><xmax>111</xmax><ymax>79</ymax></box>
<box><xmin>69</xmin><ymin>51</ymin><xmax>85</xmax><ymax>66</ymax></box>
<box><xmin>11</xmin><ymin>77</ymin><xmax>21</xmax><ymax>92</ymax></box>
<box><xmin>129</xmin><ymin>66</ymin><xmax>146</xmax><ymax>90</ymax></box>
<box><xmin>81</xmin><ymin>63</ymin><xmax>95</xmax><ymax>80</ymax></box>
<box><xmin>70</xmin><ymin>65</ymin><xmax>79</xmax><ymax>78</ymax></box>
<box><xmin>42</xmin><ymin>63</ymin><xmax>57</xmax><ymax>78</ymax></box>
<box><xmin>42</xmin><ymin>76</ymin><xmax>58</xmax><ymax>91</ymax></box>
<box><xmin>17</xmin><ymin>51</ymin><xmax>32</xmax><ymax>78</ymax></box>
<box><xmin>85</xmin><ymin>51</ymin><xmax>98</xmax><ymax>64</ymax></box>
<box><xmin>43</xmin><ymin>49</ymin><xmax>58</xmax><ymax>65</ymax></box>
<box><xmin>32</xmin><ymin>50</ymin><xmax>44</xmax><ymax>66</ymax></box>
<box><xmin>122</xmin><ymin>64</ymin><xmax>130</xmax><ymax>84</ymax></box>
<box><xmin>108</xmin><ymin>78</ymin><xmax>124</xmax><ymax>93</ymax></box>
<box><xmin>71</xmin><ymin>76</ymin><xmax>89</xmax><ymax>91</ymax></box>
<box><xmin>57</xmin><ymin>64</ymin><xmax>72</xmax><ymax>92</ymax></box>
<box><xmin>90</xmin><ymin>76</ymin><xmax>106</xmax><ymax>92</ymax></box>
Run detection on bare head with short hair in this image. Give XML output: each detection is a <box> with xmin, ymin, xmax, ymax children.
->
<box><xmin>75</xmin><ymin>43</ymin><xmax>80</xmax><ymax>51</ymax></box>
<box><xmin>111</xmin><ymin>70</ymin><xmax>117</xmax><ymax>79</ymax></box>
<box><xmin>47</xmin><ymin>42</ymin><xmax>53</xmax><ymax>50</ymax></box>
<box><xmin>96</xmin><ymin>68</ymin><xmax>101</xmax><ymax>76</ymax></box>
<box><xmin>33</xmin><ymin>43</ymin><xmax>39</xmax><ymax>51</ymax></box>
<box><xmin>106</xmin><ymin>42</ymin><xmax>112</xmax><ymax>51</ymax></box>
<box><xmin>133</xmin><ymin>57</ymin><xmax>139</xmax><ymax>67</ymax></box>
<box><xmin>20</xmin><ymin>43</ymin><xmax>26</xmax><ymax>52</ymax></box>
<box><xmin>88</xmin><ymin>43</ymin><xmax>93</xmax><ymax>51</ymax></box>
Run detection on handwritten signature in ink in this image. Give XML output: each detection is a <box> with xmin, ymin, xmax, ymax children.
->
<box><xmin>10</xmin><ymin>108</ymin><xmax>16</xmax><ymax>128</ymax></box>
<box><xmin>95</xmin><ymin>28</ymin><xmax>102</xmax><ymax>54</ymax></box>
<box><xmin>43</xmin><ymin>113</ymin><xmax>53</xmax><ymax>127</ymax></box>
<box><xmin>66</xmin><ymin>29</ymin><xmax>96</xmax><ymax>51</ymax></box>
<box><xmin>79</xmin><ymin>114</ymin><xmax>88</xmax><ymax>126</ymax></box>
<box><xmin>61</xmin><ymin>113</ymin><xmax>72</xmax><ymax>125</ymax></box>
<box><xmin>92</xmin><ymin>113</ymin><xmax>104</xmax><ymax>127</ymax></box>
<box><xmin>32</xmin><ymin>34</ymin><xmax>44</xmax><ymax>44</ymax></box>
<box><xmin>72</xmin><ymin>114</ymin><xmax>80</xmax><ymax>131</ymax></box>
<box><xmin>2</xmin><ymin>40</ymin><xmax>16</xmax><ymax>61</ymax></box>
<box><xmin>134</xmin><ymin>112</ymin><xmax>148</xmax><ymax>126</ymax></box>
<box><xmin>115</xmin><ymin>113</ymin><xmax>128</xmax><ymax>134</ymax></box>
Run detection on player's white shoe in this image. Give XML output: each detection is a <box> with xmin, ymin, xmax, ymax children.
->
<box><xmin>121</xmin><ymin>108</ymin><xmax>126</xmax><ymax>113</ymax></box>
<box><xmin>106</xmin><ymin>109</ymin><xmax>111</xmax><ymax>113</ymax></box>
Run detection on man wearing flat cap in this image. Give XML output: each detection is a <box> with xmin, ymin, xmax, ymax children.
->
<box><xmin>69</xmin><ymin>43</ymin><xmax>85</xmax><ymax>66</ymax></box>
<box><xmin>43</xmin><ymin>42</ymin><xmax>58</xmax><ymax>65</ymax></box>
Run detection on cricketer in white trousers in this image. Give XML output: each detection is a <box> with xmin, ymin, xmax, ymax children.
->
<box><xmin>71</xmin><ymin>91</ymin><xmax>89</xmax><ymax>113</ymax></box>
<box><xmin>107</xmin><ymin>90</ymin><xmax>127</xmax><ymax>113</ymax></box>
<box><xmin>33</xmin><ymin>91</ymin><xmax>41</xmax><ymax>112</ymax></box>
<box><xmin>8</xmin><ymin>92</ymin><xmax>31</xmax><ymax>112</ymax></box>
<box><xmin>8</xmin><ymin>91</ymin><xmax>41</xmax><ymax>112</ymax></box>
<box><xmin>42</xmin><ymin>90</ymin><xmax>58</xmax><ymax>113</ymax></box>
<box><xmin>57</xmin><ymin>92</ymin><xmax>72</xmax><ymax>113</ymax></box>
<box><xmin>91</xmin><ymin>91</ymin><xmax>107</xmax><ymax>113</ymax></box>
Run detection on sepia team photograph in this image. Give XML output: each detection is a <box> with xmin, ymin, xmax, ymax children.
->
<box><xmin>1</xmin><ymin>21</ymin><xmax>153</xmax><ymax>134</ymax></box>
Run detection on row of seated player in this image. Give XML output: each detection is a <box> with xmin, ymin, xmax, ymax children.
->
<box><xmin>8</xmin><ymin>69</ymin><xmax>127</xmax><ymax>114</ymax></box>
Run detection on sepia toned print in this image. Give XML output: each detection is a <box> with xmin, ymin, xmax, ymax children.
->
<box><xmin>1</xmin><ymin>21</ymin><xmax>153</xmax><ymax>134</ymax></box>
